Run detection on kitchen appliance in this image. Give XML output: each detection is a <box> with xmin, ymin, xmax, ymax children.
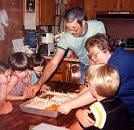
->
<box><xmin>38</xmin><ymin>33</ymin><xmax>55</xmax><ymax>56</ymax></box>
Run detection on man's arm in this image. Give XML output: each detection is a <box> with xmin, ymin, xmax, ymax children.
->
<box><xmin>26</xmin><ymin>48</ymin><xmax>66</xmax><ymax>97</ymax></box>
<box><xmin>37</xmin><ymin>48</ymin><xmax>66</xmax><ymax>87</ymax></box>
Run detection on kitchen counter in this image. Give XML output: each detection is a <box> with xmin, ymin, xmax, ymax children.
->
<box><xmin>125</xmin><ymin>48</ymin><xmax>134</xmax><ymax>51</ymax></box>
<box><xmin>43</xmin><ymin>56</ymin><xmax>80</xmax><ymax>63</ymax></box>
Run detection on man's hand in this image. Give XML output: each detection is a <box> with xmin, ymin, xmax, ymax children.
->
<box><xmin>24</xmin><ymin>84</ymin><xmax>41</xmax><ymax>98</ymax></box>
<box><xmin>58</xmin><ymin>102</ymin><xmax>72</xmax><ymax>114</ymax></box>
<box><xmin>76</xmin><ymin>109</ymin><xmax>95</xmax><ymax>128</ymax></box>
<box><xmin>40</xmin><ymin>84</ymin><xmax>51</xmax><ymax>92</ymax></box>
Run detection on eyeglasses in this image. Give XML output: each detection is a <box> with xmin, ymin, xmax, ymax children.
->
<box><xmin>65</xmin><ymin>26</ymin><xmax>79</xmax><ymax>33</ymax></box>
<box><xmin>90</xmin><ymin>51</ymin><xmax>101</xmax><ymax>60</ymax></box>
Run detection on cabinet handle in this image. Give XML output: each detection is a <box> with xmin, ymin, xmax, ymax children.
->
<box><xmin>120</xmin><ymin>3</ymin><xmax>122</xmax><ymax>9</ymax></box>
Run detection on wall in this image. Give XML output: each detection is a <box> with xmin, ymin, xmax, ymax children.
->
<box><xmin>0</xmin><ymin>0</ymin><xmax>24</xmax><ymax>61</ymax></box>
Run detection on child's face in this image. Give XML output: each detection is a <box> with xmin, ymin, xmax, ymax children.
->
<box><xmin>15</xmin><ymin>70</ymin><xmax>28</xmax><ymax>79</ymax></box>
<box><xmin>0</xmin><ymin>71</ymin><xmax>11</xmax><ymax>85</ymax></box>
<box><xmin>33</xmin><ymin>66</ymin><xmax>43</xmax><ymax>75</ymax></box>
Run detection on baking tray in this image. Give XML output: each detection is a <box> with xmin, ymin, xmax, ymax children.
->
<box><xmin>20</xmin><ymin>97</ymin><xmax>60</xmax><ymax>118</ymax></box>
<box><xmin>20</xmin><ymin>92</ymin><xmax>77</xmax><ymax>118</ymax></box>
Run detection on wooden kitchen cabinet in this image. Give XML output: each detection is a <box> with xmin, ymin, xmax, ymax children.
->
<box><xmin>128</xmin><ymin>0</ymin><xmax>134</xmax><ymax>11</ymax></box>
<box><xmin>95</xmin><ymin>0</ymin><xmax>134</xmax><ymax>12</ymax></box>
<box><xmin>117</xmin><ymin>0</ymin><xmax>134</xmax><ymax>11</ymax></box>
<box><xmin>50</xmin><ymin>61</ymin><xmax>67</xmax><ymax>82</ymax></box>
<box><xmin>84</xmin><ymin>0</ymin><xmax>134</xmax><ymax>19</ymax></box>
<box><xmin>37</xmin><ymin>0</ymin><xmax>56</xmax><ymax>25</ymax></box>
<box><xmin>64</xmin><ymin>0</ymin><xmax>84</xmax><ymax>10</ymax></box>
<box><xmin>45</xmin><ymin>58</ymin><xmax>80</xmax><ymax>84</ymax></box>
<box><xmin>95</xmin><ymin>0</ymin><xmax>117</xmax><ymax>11</ymax></box>
<box><xmin>84</xmin><ymin>0</ymin><xmax>96</xmax><ymax>19</ymax></box>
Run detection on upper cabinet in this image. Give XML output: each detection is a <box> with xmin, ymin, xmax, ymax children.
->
<box><xmin>128</xmin><ymin>0</ymin><xmax>134</xmax><ymax>11</ymax></box>
<box><xmin>84</xmin><ymin>0</ymin><xmax>96</xmax><ymax>19</ymax></box>
<box><xmin>84</xmin><ymin>0</ymin><xmax>134</xmax><ymax>19</ymax></box>
<box><xmin>95</xmin><ymin>0</ymin><xmax>117</xmax><ymax>11</ymax></box>
<box><xmin>95</xmin><ymin>0</ymin><xmax>134</xmax><ymax>11</ymax></box>
<box><xmin>37</xmin><ymin>0</ymin><xmax>84</xmax><ymax>25</ymax></box>
<box><xmin>37</xmin><ymin>0</ymin><xmax>56</xmax><ymax>25</ymax></box>
<box><xmin>117</xmin><ymin>0</ymin><xmax>134</xmax><ymax>11</ymax></box>
<box><xmin>64</xmin><ymin>0</ymin><xmax>84</xmax><ymax>10</ymax></box>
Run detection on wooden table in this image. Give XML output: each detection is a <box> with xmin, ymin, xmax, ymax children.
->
<box><xmin>0</xmin><ymin>81</ymin><xmax>80</xmax><ymax>130</ymax></box>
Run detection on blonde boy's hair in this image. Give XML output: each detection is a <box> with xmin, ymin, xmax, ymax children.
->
<box><xmin>87</xmin><ymin>64</ymin><xmax>120</xmax><ymax>97</ymax></box>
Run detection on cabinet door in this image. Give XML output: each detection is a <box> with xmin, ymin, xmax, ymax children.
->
<box><xmin>117</xmin><ymin>0</ymin><xmax>134</xmax><ymax>11</ymax></box>
<box><xmin>96</xmin><ymin>0</ymin><xmax>117</xmax><ymax>11</ymax></box>
<box><xmin>38</xmin><ymin>0</ymin><xmax>55</xmax><ymax>25</ymax></box>
<box><xmin>50</xmin><ymin>62</ymin><xmax>65</xmax><ymax>82</ymax></box>
<box><xmin>128</xmin><ymin>0</ymin><xmax>134</xmax><ymax>11</ymax></box>
<box><xmin>65</xmin><ymin>0</ymin><xmax>84</xmax><ymax>10</ymax></box>
<box><xmin>84</xmin><ymin>0</ymin><xmax>96</xmax><ymax>20</ymax></box>
<box><xmin>45</xmin><ymin>59</ymin><xmax>67</xmax><ymax>82</ymax></box>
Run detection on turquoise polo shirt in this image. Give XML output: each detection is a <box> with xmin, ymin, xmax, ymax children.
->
<box><xmin>57</xmin><ymin>20</ymin><xmax>106</xmax><ymax>64</ymax></box>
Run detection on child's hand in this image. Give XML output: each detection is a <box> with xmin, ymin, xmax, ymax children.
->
<box><xmin>75</xmin><ymin>84</ymin><xmax>89</xmax><ymax>94</ymax></box>
<box><xmin>78</xmin><ymin>85</ymin><xmax>90</xmax><ymax>94</ymax></box>
<box><xmin>76</xmin><ymin>109</ymin><xmax>95</xmax><ymax>128</ymax></box>
<box><xmin>58</xmin><ymin>102</ymin><xmax>72</xmax><ymax>114</ymax></box>
<box><xmin>0</xmin><ymin>101</ymin><xmax>13</xmax><ymax>114</ymax></box>
<box><xmin>23</xmin><ymin>87</ymin><xmax>31</xmax><ymax>99</ymax></box>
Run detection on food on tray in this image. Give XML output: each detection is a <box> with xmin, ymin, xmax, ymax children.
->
<box><xmin>25</xmin><ymin>91</ymin><xmax>78</xmax><ymax>111</ymax></box>
<box><xmin>45</xmin><ymin>104</ymin><xmax>59</xmax><ymax>112</ymax></box>
<box><xmin>25</xmin><ymin>97</ymin><xmax>48</xmax><ymax>110</ymax></box>
<box><xmin>41</xmin><ymin>94</ymin><xmax>54</xmax><ymax>99</ymax></box>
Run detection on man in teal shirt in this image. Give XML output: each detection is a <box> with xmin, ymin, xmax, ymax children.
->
<box><xmin>26</xmin><ymin>7</ymin><xmax>106</xmax><ymax>96</ymax></box>
<box><xmin>58</xmin><ymin>11</ymin><xmax>106</xmax><ymax>83</ymax></box>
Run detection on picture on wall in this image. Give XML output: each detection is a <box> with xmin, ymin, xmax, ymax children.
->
<box><xmin>26</xmin><ymin>0</ymin><xmax>35</xmax><ymax>13</ymax></box>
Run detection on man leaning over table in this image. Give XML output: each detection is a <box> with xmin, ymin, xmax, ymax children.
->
<box><xmin>25</xmin><ymin>7</ymin><xmax>106</xmax><ymax>97</ymax></box>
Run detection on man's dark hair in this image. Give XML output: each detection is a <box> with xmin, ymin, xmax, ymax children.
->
<box><xmin>64</xmin><ymin>7</ymin><xmax>85</xmax><ymax>24</ymax></box>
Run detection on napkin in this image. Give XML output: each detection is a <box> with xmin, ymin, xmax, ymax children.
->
<box><xmin>32</xmin><ymin>123</ymin><xmax>69</xmax><ymax>130</ymax></box>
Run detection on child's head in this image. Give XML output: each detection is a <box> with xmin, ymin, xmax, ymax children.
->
<box><xmin>8</xmin><ymin>52</ymin><xmax>30</xmax><ymax>78</ymax></box>
<box><xmin>87</xmin><ymin>64</ymin><xmax>120</xmax><ymax>99</ymax></box>
<box><xmin>0</xmin><ymin>61</ymin><xmax>11</xmax><ymax>85</ymax></box>
<box><xmin>31</xmin><ymin>54</ymin><xmax>46</xmax><ymax>76</ymax></box>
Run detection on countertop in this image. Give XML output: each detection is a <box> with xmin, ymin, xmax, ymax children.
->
<box><xmin>43</xmin><ymin>55</ymin><xmax>80</xmax><ymax>62</ymax></box>
<box><xmin>125</xmin><ymin>48</ymin><xmax>134</xmax><ymax>51</ymax></box>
